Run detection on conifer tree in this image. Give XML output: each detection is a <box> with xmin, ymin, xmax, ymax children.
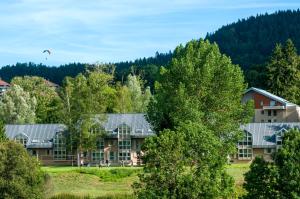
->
<box><xmin>266</xmin><ymin>39</ymin><xmax>300</xmax><ymax>104</ymax></box>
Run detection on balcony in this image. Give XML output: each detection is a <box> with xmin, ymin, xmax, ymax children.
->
<box><xmin>263</xmin><ymin>106</ymin><xmax>285</xmax><ymax>110</ymax></box>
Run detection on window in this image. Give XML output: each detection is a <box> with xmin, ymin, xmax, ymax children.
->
<box><xmin>276</xmin><ymin>128</ymin><xmax>287</xmax><ymax>146</ymax></box>
<box><xmin>273</xmin><ymin>119</ymin><xmax>277</xmax><ymax>122</ymax></box>
<box><xmin>110</xmin><ymin>151</ymin><xmax>115</xmax><ymax>160</ymax></box>
<box><xmin>238</xmin><ymin>131</ymin><xmax>253</xmax><ymax>160</ymax></box>
<box><xmin>273</xmin><ymin>110</ymin><xmax>277</xmax><ymax>116</ymax></box>
<box><xmin>14</xmin><ymin>134</ymin><xmax>28</xmax><ymax>147</ymax></box>
<box><xmin>238</xmin><ymin>148</ymin><xmax>253</xmax><ymax>159</ymax></box>
<box><xmin>270</xmin><ymin>100</ymin><xmax>276</xmax><ymax>106</ymax></box>
<box><xmin>118</xmin><ymin>124</ymin><xmax>131</xmax><ymax>161</ymax></box>
<box><xmin>268</xmin><ymin>120</ymin><xmax>272</xmax><ymax>123</ymax></box>
<box><xmin>261</xmin><ymin>119</ymin><xmax>265</xmax><ymax>122</ymax></box>
<box><xmin>261</xmin><ymin>110</ymin><xmax>264</xmax><ymax>115</ymax></box>
<box><xmin>53</xmin><ymin>132</ymin><xmax>66</xmax><ymax>160</ymax></box>
<box><xmin>260</xmin><ymin>101</ymin><xmax>264</xmax><ymax>106</ymax></box>
<box><xmin>268</xmin><ymin>110</ymin><xmax>272</xmax><ymax>116</ymax></box>
<box><xmin>92</xmin><ymin>139</ymin><xmax>104</xmax><ymax>161</ymax></box>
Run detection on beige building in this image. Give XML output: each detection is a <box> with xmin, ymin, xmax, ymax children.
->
<box><xmin>5</xmin><ymin>114</ymin><xmax>154</xmax><ymax>166</ymax></box>
<box><xmin>231</xmin><ymin>122</ymin><xmax>300</xmax><ymax>163</ymax></box>
<box><xmin>242</xmin><ymin>87</ymin><xmax>300</xmax><ymax>123</ymax></box>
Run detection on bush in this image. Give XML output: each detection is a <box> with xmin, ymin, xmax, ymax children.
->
<box><xmin>0</xmin><ymin>141</ymin><xmax>44</xmax><ymax>199</ymax></box>
<box><xmin>75</xmin><ymin>168</ymin><xmax>142</xmax><ymax>182</ymax></box>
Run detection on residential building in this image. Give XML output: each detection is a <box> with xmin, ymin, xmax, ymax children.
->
<box><xmin>242</xmin><ymin>87</ymin><xmax>300</xmax><ymax>123</ymax></box>
<box><xmin>0</xmin><ymin>79</ymin><xmax>10</xmax><ymax>95</ymax></box>
<box><xmin>5</xmin><ymin>114</ymin><xmax>154</xmax><ymax>166</ymax></box>
<box><xmin>232</xmin><ymin>122</ymin><xmax>300</xmax><ymax>163</ymax></box>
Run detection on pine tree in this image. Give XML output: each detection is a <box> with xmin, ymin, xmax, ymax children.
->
<box><xmin>266</xmin><ymin>39</ymin><xmax>300</xmax><ymax>104</ymax></box>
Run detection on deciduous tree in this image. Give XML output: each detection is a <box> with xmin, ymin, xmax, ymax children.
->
<box><xmin>0</xmin><ymin>85</ymin><xmax>36</xmax><ymax>124</ymax></box>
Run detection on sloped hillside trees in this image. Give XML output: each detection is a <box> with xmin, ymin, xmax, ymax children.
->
<box><xmin>0</xmin><ymin>85</ymin><xmax>37</xmax><ymax>124</ymax></box>
<box><xmin>135</xmin><ymin>39</ymin><xmax>253</xmax><ymax>199</ymax></box>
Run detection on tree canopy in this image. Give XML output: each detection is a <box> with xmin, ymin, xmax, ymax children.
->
<box><xmin>0</xmin><ymin>85</ymin><xmax>37</xmax><ymax>124</ymax></box>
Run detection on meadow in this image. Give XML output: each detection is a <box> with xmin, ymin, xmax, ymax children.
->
<box><xmin>43</xmin><ymin>164</ymin><xmax>250</xmax><ymax>199</ymax></box>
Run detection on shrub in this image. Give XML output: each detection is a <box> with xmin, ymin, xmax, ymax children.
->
<box><xmin>0</xmin><ymin>141</ymin><xmax>44</xmax><ymax>199</ymax></box>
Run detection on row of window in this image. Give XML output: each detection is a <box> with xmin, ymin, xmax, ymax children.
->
<box><xmin>261</xmin><ymin>110</ymin><xmax>277</xmax><ymax>116</ymax></box>
<box><xmin>260</xmin><ymin>100</ymin><xmax>276</xmax><ymax>107</ymax></box>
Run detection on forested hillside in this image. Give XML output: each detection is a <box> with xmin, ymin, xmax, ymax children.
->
<box><xmin>206</xmin><ymin>10</ymin><xmax>300</xmax><ymax>69</ymax></box>
<box><xmin>1</xmin><ymin>10</ymin><xmax>300</xmax><ymax>88</ymax></box>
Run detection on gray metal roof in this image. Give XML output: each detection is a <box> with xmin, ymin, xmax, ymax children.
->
<box><xmin>5</xmin><ymin>114</ymin><xmax>154</xmax><ymax>149</ymax></box>
<box><xmin>5</xmin><ymin>124</ymin><xmax>66</xmax><ymax>148</ymax></box>
<box><xmin>101</xmin><ymin>113</ymin><xmax>153</xmax><ymax>137</ymax></box>
<box><xmin>245</xmin><ymin>87</ymin><xmax>297</xmax><ymax>107</ymax></box>
<box><xmin>241</xmin><ymin>122</ymin><xmax>300</xmax><ymax>147</ymax></box>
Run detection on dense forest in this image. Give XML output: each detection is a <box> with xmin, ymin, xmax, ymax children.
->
<box><xmin>1</xmin><ymin>10</ymin><xmax>300</xmax><ymax>88</ymax></box>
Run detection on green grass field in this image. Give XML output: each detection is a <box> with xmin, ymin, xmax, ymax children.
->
<box><xmin>43</xmin><ymin>164</ymin><xmax>250</xmax><ymax>198</ymax></box>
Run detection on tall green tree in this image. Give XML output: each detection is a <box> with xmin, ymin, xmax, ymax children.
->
<box><xmin>134</xmin><ymin>122</ymin><xmax>235</xmax><ymax>199</ymax></box>
<box><xmin>266</xmin><ymin>39</ymin><xmax>300</xmax><ymax>104</ymax></box>
<box><xmin>273</xmin><ymin>129</ymin><xmax>300</xmax><ymax>199</ymax></box>
<box><xmin>0</xmin><ymin>85</ymin><xmax>37</xmax><ymax>124</ymax></box>
<box><xmin>60</xmin><ymin>69</ymin><xmax>115</xmax><ymax>166</ymax></box>
<box><xmin>243</xmin><ymin>156</ymin><xmax>279</xmax><ymax>199</ymax></box>
<box><xmin>136</xmin><ymin>39</ymin><xmax>253</xmax><ymax>198</ymax></box>
<box><xmin>11</xmin><ymin>76</ymin><xmax>63</xmax><ymax>123</ymax></box>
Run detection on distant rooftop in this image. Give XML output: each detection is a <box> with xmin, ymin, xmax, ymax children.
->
<box><xmin>241</xmin><ymin>122</ymin><xmax>300</xmax><ymax>147</ymax></box>
<box><xmin>245</xmin><ymin>87</ymin><xmax>296</xmax><ymax>106</ymax></box>
<box><xmin>0</xmin><ymin>79</ymin><xmax>10</xmax><ymax>87</ymax></box>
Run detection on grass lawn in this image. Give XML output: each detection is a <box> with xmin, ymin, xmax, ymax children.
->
<box><xmin>43</xmin><ymin>164</ymin><xmax>250</xmax><ymax>198</ymax></box>
<box><xmin>43</xmin><ymin>166</ymin><xmax>142</xmax><ymax>198</ymax></box>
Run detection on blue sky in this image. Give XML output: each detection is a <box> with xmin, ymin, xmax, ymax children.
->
<box><xmin>0</xmin><ymin>0</ymin><xmax>299</xmax><ymax>66</ymax></box>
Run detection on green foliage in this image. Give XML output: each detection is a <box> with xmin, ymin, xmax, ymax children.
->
<box><xmin>206</xmin><ymin>10</ymin><xmax>300</xmax><ymax>71</ymax></box>
<box><xmin>243</xmin><ymin>129</ymin><xmax>300</xmax><ymax>199</ymax></box>
<box><xmin>49</xmin><ymin>193</ymin><xmax>135</xmax><ymax>199</ymax></box>
<box><xmin>75</xmin><ymin>168</ymin><xmax>142</xmax><ymax>182</ymax></box>
<box><xmin>242</xmin><ymin>156</ymin><xmax>279</xmax><ymax>199</ymax></box>
<box><xmin>136</xmin><ymin>39</ymin><xmax>252</xmax><ymax>199</ymax></box>
<box><xmin>266</xmin><ymin>39</ymin><xmax>300</xmax><ymax>104</ymax></box>
<box><xmin>0</xmin><ymin>84</ymin><xmax>37</xmax><ymax>124</ymax></box>
<box><xmin>273</xmin><ymin>129</ymin><xmax>300</xmax><ymax>199</ymax></box>
<box><xmin>11</xmin><ymin>76</ymin><xmax>64</xmax><ymax>123</ymax></box>
<box><xmin>0</xmin><ymin>120</ymin><xmax>7</xmax><ymax>142</ymax></box>
<box><xmin>134</xmin><ymin>122</ymin><xmax>235</xmax><ymax>199</ymax></box>
<box><xmin>0</xmin><ymin>141</ymin><xmax>44</xmax><ymax>199</ymax></box>
<box><xmin>148</xmin><ymin>39</ymin><xmax>252</xmax><ymax>146</ymax></box>
<box><xmin>60</xmin><ymin>69</ymin><xmax>116</xmax><ymax>163</ymax></box>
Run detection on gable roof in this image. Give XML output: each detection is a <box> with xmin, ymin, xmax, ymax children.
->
<box><xmin>5</xmin><ymin>124</ymin><xmax>66</xmax><ymax>148</ymax></box>
<box><xmin>98</xmin><ymin>113</ymin><xmax>153</xmax><ymax>137</ymax></box>
<box><xmin>0</xmin><ymin>80</ymin><xmax>10</xmax><ymax>87</ymax></box>
<box><xmin>5</xmin><ymin>114</ymin><xmax>154</xmax><ymax>148</ymax></box>
<box><xmin>241</xmin><ymin>122</ymin><xmax>300</xmax><ymax>147</ymax></box>
<box><xmin>245</xmin><ymin>87</ymin><xmax>296</xmax><ymax>107</ymax></box>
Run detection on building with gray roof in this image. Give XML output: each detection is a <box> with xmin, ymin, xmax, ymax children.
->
<box><xmin>232</xmin><ymin>122</ymin><xmax>300</xmax><ymax>163</ymax></box>
<box><xmin>5</xmin><ymin>113</ymin><xmax>154</xmax><ymax>166</ymax></box>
